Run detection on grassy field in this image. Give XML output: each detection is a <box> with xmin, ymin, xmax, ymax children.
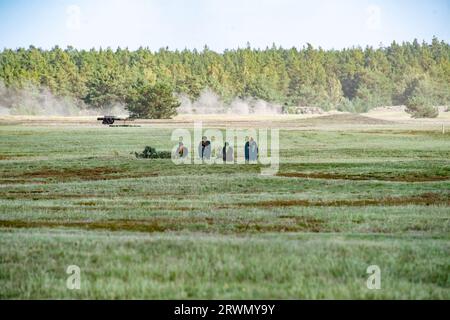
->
<box><xmin>0</xmin><ymin>114</ymin><xmax>449</xmax><ymax>299</ymax></box>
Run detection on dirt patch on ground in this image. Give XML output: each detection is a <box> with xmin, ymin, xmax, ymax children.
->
<box><xmin>277</xmin><ymin>172</ymin><xmax>450</xmax><ymax>182</ymax></box>
<box><xmin>0</xmin><ymin>190</ymin><xmax>96</xmax><ymax>200</ymax></box>
<box><xmin>0</xmin><ymin>179</ymin><xmax>45</xmax><ymax>184</ymax></box>
<box><xmin>72</xmin><ymin>201</ymin><xmax>196</xmax><ymax>211</ymax></box>
<box><xmin>235</xmin><ymin>193</ymin><xmax>449</xmax><ymax>208</ymax></box>
<box><xmin>1</xmin><ymin>167</ymin><xmax>159</xmax><ymax>183</ymax></box>
<box><xmin>0</xmin><ymin>216</ymin><xmax>326</xmax><ymax>233</ymax></box>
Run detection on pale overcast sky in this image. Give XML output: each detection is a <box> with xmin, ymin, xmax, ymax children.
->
<box><xmin>0</xmin><ymin>0</ymin><xmax>448</xmax><ymax>51</ymax></box>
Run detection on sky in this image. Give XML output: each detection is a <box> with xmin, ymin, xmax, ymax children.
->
<box><xmin>0</xmin><ymin>0</ymin><xmax>448</xmax><ymax>51</ymax></box>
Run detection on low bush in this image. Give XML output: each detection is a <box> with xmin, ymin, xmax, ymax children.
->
<box><xmin>135</xmin><ymin>146</ymin><xmax>172</xmax><ymax>159</ymax></box>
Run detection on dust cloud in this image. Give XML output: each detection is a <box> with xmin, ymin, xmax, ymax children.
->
<box><xmin>177</xmin><ymin>88</ymin><xmax>282</xmax><ymax>115</ymax></box>
<box><xmin>0</xmin><ymin>82</ymin><xmax>281</xmax><ymax>116</ymax></box>
<box><xmin>0</xmin><ymin>81</ymin><xmax>128</xmax><ymax>116</ymax></box>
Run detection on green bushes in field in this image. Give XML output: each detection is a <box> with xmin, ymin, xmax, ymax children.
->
<box><xmin>135</xmin><ymin>146</ymin><xmax>171</xmax><ymax>159</ymax></box>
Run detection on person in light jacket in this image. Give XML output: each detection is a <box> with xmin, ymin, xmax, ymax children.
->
<box><xmin>248</xmin><ymin>137</ymin><xmax>258</xmax><ymax>162</ymax></box>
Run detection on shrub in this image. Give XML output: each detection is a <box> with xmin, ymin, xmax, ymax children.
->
<box><xmin>405</xmin><ymin>95</ymin><xmax>438</xmax><ymax>118</ymax></box>
<box><xmin>404</xmin><ymin>77</ymin><xmax>439</xmax><ymax>118</ymax></box>
<box><xmin>135</xmin><ymin>146</ymin><xmax>171</xmax><ymax>159</ymax></box>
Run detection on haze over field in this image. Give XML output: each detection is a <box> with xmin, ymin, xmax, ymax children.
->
<box><xmin>0</xmin><ymin>81</ymin><xmax>283</xmax><ymax>116</ymax></box>
<box><xmin>0</xmin><ymin>81</ymin><xmax>129</xmax><ymax>116</ymax></box>
<box><xmin>177</xmin><ymin>89</ymin><xmax>282</xmax><ymax>115</ymax></box>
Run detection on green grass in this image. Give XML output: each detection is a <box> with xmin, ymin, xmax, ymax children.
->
<box><xmin>0</xmin><ymin>124</ymin><xmax>449</xmax><ymax>299</ymax></box>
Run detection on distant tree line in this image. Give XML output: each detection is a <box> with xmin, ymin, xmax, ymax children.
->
<box><xmin>0</xmin><ymin>37</ymin><xmax>448</xmax><ymax>118</ymax></box>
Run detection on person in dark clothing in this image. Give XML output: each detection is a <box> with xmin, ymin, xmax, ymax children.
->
<box><xmin>198</xmin><ymin>136</ymin><xmax>211</xmax><ymax>160</ymax></box>
<box><xmin>244</xmin><ymin>136</ymin><xmax>250</xmax><ymax>163</ymax></box>
<box><xmin>222</xmin><ymin>142</ymin><xmax>228</xmax><ymax>163</ymax></box>
<box><xmin>222</xmin><ymin>142</ymin><xmax>234</xmax><ymax>163</ymax></box>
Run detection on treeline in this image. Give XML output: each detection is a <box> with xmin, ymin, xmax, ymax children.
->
<box><xmin>0</xmin><ymin>37</ymin><xmax>449</xmax><ymax>117</ymax></box>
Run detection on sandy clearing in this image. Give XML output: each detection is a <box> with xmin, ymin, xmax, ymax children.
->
<box><xmin>0</xmin><ymin>111</ymin><xmax>449</xmax><ymax>132</ymax></box>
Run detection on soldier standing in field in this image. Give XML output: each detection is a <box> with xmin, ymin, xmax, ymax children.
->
<box><xmin>244</xmin><ymin>136</ymin><xmax>250</xmax><ymax>163</ymax></box>
<box><xmin>176</xmin><ymin>142</ymin><xmax>188</xmax><ymax>159</ymax></box>
<box><xmin>249</xmin><ymin>137</ymin><xmax>258</xmax><ymax>162</ymax></box>
<box><xmin>198</xmin><ymin>136</ymin><xmax>211</xmax><ymax>161</ymax></box>
<box><xmin>222</xmin><ymin>142</ymin><xmax>234</xmax><ymax>163</ymax></box>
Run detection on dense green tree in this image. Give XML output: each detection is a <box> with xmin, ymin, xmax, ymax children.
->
<box><xmin>83</xmin><ymin>68</ymin><xmax>125</xmax><ymax>109</ymax></box>
<box><xmin>404</xmin><ymin>77</ymin><xmax>439</xmax><ymax>118</ymax></box>
<box><xmin>125</xmin><ymin>81</ymin><xmax>180</xmax><ymax>119</ymax></box>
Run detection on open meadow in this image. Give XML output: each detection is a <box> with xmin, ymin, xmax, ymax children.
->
<box><xmin>0</xmin><ymin>113</ymin><xmax>449</xmax><ymax>299</ymax></box>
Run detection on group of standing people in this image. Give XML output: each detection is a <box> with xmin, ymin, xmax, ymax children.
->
<box><xmin>175</xmin><ymin>136</ymin><xmax>258</xmax><ymax>163</ymax></box>
<box><xmin>198</xmin><ymin>136</ymin><xmax>233</xmax><ymax>162</ymax></box>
